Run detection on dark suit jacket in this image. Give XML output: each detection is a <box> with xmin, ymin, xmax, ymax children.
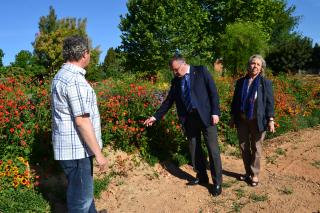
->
<box><xmin>231</xmin><ymin>76</ymin><xmax>275</xmax><ymax>132</ymax></box>
<box><xmin>154</xmin><ymin>65</ymin><xmax>220</xmax><ymax>127</ymax></box>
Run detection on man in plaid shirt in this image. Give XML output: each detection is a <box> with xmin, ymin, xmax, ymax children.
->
<box><xmin>51</xmin><ymin>35</ymin><xmax>107</xmax><ymax>213</ymax></box>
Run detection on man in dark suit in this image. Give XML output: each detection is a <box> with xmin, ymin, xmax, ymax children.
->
<box><xmin>144</xmin><ymin>54</ymin><xmax>223</xmax><ymax>196</ymax></box>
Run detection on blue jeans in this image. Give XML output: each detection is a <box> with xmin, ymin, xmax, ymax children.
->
<box><xmin>59</xmin><ymin>157</ymin><xmax>97</xmax><ymax>213</ymax></box>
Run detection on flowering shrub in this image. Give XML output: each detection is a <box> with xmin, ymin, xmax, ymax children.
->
<box><xmin>0</xmin><ymin>156</ymin><xmax>34</xmax><ymax>190</ymax></box>
<box><xmin>271</xmin><ymin>74</ymin><xmax>320</xmax><ymax>135</ymax></box>
<box><xmin>1</xmin><ymin>74</ymin><xmax>319</xmax><ymax>166</ymax></box>
<box><xmin>97</xmin><ymin>79</ymin><xmax>187</xmax><ymax>164</ymax></box>
<box><xmin>0</xmin><ymin>77</ymin><xmax>51</xmax><ymax>160</ymax></box>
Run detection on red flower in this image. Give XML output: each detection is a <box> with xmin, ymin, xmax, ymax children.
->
<box><xmin>10</xmin><ymin>128</ymin><xmax>14</xmax><ymax>133</ymax></box>
<box><xmin>20</xmin><ymin>140</ymin><xmax>27</xmax><ymax>146</ymax></box>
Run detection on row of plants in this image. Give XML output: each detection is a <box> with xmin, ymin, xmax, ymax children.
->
<box><xmin>0</xmin><ymin>73</ymin><xmax>319</xmax><ymax>211</ymax></box>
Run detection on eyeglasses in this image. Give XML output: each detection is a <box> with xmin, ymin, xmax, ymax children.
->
<box><xmin>171</xmin><ymin>63</ymin><xmax>184</xmax><ymax>73</ymax></box>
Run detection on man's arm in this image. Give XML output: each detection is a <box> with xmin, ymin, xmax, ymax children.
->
<box><xmin>203</xmin><ymin>66</ymin><xmax>220</xmax><ymax>116</ymax></box>
<box><xmin>144</xmin><ymin>81</ymin><xmax>176</xmax><ymax>126</ymax></box>
<box><xmin>75</xmin><ymin>114</ymin><xmax>107</xmax><ymax>171</ymax></box>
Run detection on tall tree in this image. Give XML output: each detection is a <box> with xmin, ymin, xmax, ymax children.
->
<box><xmin>217</xmin><ymin>21</ymin><xmax>269</xmax><ymax>76</ymax></box>
<box><xmin>33</xmin><ymin>6</ymin><xmax>99</xmax><ymax>75</ymax></box>
<box><xmin>120</xmin><ymin>0</ymin><xmax>298</xmax><ymax>73</ymax></box>
<box><xmin>120</xmin><ymin>0</ymin><xmax>212</xmax><ymax>73</ymax></box>
<box><xmin>103</xmin><ymin>48</ymin><xmax>117</xmax><ymax>71</ymax></box>
<box><xmin>199</xmin><ymin>0</ymin><xmax>298</xmax><ymax>44</ymax></box>
<box><xmin>310</xmin><ymin>43</ymin><xmax>320</xmax><ymax>69</ymax></box>
<box><xmin>38</xmin><ymin>6</ymin><xmax>57</xmax><ymax>33</ymax></box>
<box><xmin>266</xmin><ymin>34</ymin><xmax>313</xmax><ymax>74</ymax></box>
<box><xmin>11</xmin><ymin>50</ymin><xmax>33</xmax><ymax>68</ymax></box>
<box><xmin>0</xmin><ymin>49</ymin><xmax>4</xmax><ymax>67</ymax></box>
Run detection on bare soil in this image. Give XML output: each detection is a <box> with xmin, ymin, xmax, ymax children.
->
<box><xmin>95</xmin><ymin>126</ymin><xmax>320</xmax><ymax>213</ymax></box>
<box><xmin>46</xmin><ymin>126</ymin><xmax>320</xmax><ymax>213</ymax></box>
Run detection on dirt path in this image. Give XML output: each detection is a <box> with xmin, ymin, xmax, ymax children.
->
<box><xmin>95</xmin><ymin>126</ymin><xmax>320</xmax><ymax>213</ymax></box>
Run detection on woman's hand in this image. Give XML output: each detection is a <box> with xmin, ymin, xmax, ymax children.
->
<box><xmin>268</xmin><ymin>120</ymin><xmax>275</xmax><ymax>133</ymax></box>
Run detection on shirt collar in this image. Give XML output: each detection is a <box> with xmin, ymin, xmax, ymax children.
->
<box><xmin>63</xmin><ymin>63</ymin><xmax>87</xmax><ymax>76</ymax></box>
<box><xmin>186</xmin><ymin>65</ymin><xmax>190</xmax><ymax>75</ymax></box>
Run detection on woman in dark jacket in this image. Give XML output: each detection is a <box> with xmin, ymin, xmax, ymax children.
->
<box><xmin>230</xmin><ymin>54</ymin><xmax>275</xmax><ymax>186</ymax></box>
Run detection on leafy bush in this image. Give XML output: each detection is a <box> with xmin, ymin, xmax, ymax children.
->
<box><xmin>0</xmin><ymin>188</ymin><xmax>50</xmax><ymax>213</ymax></box>
<box><xmin>97</xmin><ymin>78</ymin><xmax>188</xmax><ymax>164</ymax></box>
<box><xmin>0</xmin><ymin>77</ymin><xmax>51</xmax><ymax>161</ymax></box>
<box><xmin>1</xmin><ymin>74</ymin><xmax>319</xmax><ymax>170</ymax></box>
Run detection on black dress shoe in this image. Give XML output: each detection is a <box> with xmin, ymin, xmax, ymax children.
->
<box><xmin>212</xmin><ymin>184</ymin><xmax>222</xmax><ymax>196</ymax></box>
<box><xmin>186</xmin><ymin>178</ymin><xmax>209</xmax><ymax>186</ymax></box>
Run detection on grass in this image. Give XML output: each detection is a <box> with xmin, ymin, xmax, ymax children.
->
<box><xmin>144</xmin><ymin>170</ymin><xmax>160</xmax><ymax>180</ymax></box>
<box><xmin>94</xmin><ymin>173</ymin><xmax>114</xmax><ymax>198</ymax></box>
<box><xmin>311</xmin><ymin>160</ymin><xmax>320</xmax><ymax>169</ymax></box>
<box><xmin>275</xmin><ymin>147</ymin><xmax>286</xmax><ymax>156</ymax></box>
<box><xmin>230</xmin><ymin>202</ymin><xmax>244</xmax><ymax>213</ymax></box>
<box><xmin>222</xmin><ymin>180</ymin><xmax>237</xmax><ymax>188</ymax></box>
<box><xmin>234</xmin><ymin>188</ymin><xmax>245</xmax><ymax>199</ymax></box>
<box><xmin>249</xmin><ymin>193</ymin><xmax>268</xmax><ymax>202</ymax></box>
<box><xmin>266</xmin><ymin>155</ymin><xmax>278</xmax><ymax>164</ymax></box>
<box><xmin>278</xmin><ymin>186</ymin><xmax>293</xmax><ymax>195</ymax></box>
<box><xmin>266</xmin><ymin>147</ymin><xmax>288</xmax><ymax>164</ymax></box>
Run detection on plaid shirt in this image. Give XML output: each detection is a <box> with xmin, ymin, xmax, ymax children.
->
<box><xmin>51</xmin><ymin>63</ymin><xmax>102</xmax><ymax>160</ymax></box>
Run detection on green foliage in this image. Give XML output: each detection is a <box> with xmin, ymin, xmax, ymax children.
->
<box><xmin>279</xmin><ymin>186</ymin><xmax>293</xmax><ymax>195</ymax></box>
<box><xmin>217</xmin><ymin>21</ymin><xmax>269</xmax><ymax>76</ymax></box>
<box><xmin>310</xmin><ymin>43</ymin><xmax>320</xmax><ymax>69</ymax></box>
<box><xmin>11</xmin><ymin>50</ymin><xmax>33</xmax><ymax>68</ymax></box>
<box><xmin>0</xmin><ymin>188</ymin><xmax>50</xmax><ymax>213</ymax></box>
<box><xmin>311</xmin><ymin>160</ymin><xmax>320</xmax><ymax>169</ymax></box>
<box><xmin>3</xmin><ymin>50</ymin><xmax>47</xmax><ymax>78</ymax></box>
<box><xmin>0</xmin><ymin>156</ymin><xmax>33</xmax><ymax>191</ymax></box>
<box><xmin>94</xmin><ymin>173</ymin><xmax>113</xmax><ymax>198</ymax></box>
<box><xmin>200</xmin><ymin>0</ymin><xmax>298</xmax><ymax>44</ymax></box>
<box><xmin>231</xmin><ymin>201</ymin><xmax>244</xmax><ymax>213</ymax></box>
<box><xmin>33</xmin><ymin>6</ymin><xmax>99</xmax><ymax>75</ymax></box>
<box><xmin>249</xmin><ymin>193</ymin><xmax>268</xmax><ymax>202</ymax></box>
<box><xmin>103</xmin><ymin>48</ymin><xmax>117</xmax><ymax>70</ymax></box>
<box><xmin>120</xmin><ymin>0</ymin><xmax>213</xmax><ymax>73</ymax></box>
<box><xmin>38</xmin><ymin>6</ymin><xmax>57</xmax><ymax>34</ymax></box>
<box><xmin>266</xmin><ymin>35</ymin><xmax>313</xmax><ymax>74</ymax></box>
<box><xmin>119</xmin><ymin>0</ymin><xmax>298</xmax><ymax>75</ymax></box>
<box><xmin>234</xmin><ymin>187</ymin><xmax>245</xmax><ymax>199</ymax></box>
<box><xmin>102</xmin><ymin>48</ymin><xmax>126</xmax><ymax>78</ymax></box>
<box><xmin>97</xmin><ymin>78</ymin><xmax>188</xmax><ymax>164</ymax></box>
<box><xmin>0</xmin><ymin>77</ymin><xmax>51</xmax><ymax>161</ymax></box>
<box><xmin>0</xmin><ymin>49</ymin><xmax>4</xmax><ymax>67</ymax></box>
<box><xmin>86</xmin><ymin>48</ymin><xmax>105</xmax><ymax>82</ymax></box>
<box><xmin>275</xmin><ymin>148</ymin><xmax>286</xmax><ymax>156</ymax></box>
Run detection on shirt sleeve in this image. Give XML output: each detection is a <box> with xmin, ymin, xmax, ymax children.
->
<box><xmin>66</xmin><ymin>77</ymin><xmax>91</xmax><ymax>117</ymax></box>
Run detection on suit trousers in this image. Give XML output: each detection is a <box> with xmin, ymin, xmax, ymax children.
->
<box><xmin>236</xmin><ymin>118</ymin><xmax>266</xmax><ymax>177</ymax></box>
<box><xmin>185</xmin><ymin>110</ymin><xmax>222</xmax><ymax>185</ymax></box>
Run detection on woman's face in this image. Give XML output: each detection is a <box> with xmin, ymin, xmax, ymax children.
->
<box><xmin>248</xmin><ymin>58</ymin><xmax>262</xmax><ymax>77</ymax></box>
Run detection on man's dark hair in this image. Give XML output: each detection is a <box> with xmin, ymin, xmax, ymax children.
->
<box><xmin>62</xmin><ymin>35</ymin><xmax>89</xmax><ymax>62</ymax></box>
<box><xmin>169</xmin><ymin>53</ymin><xmax>185</xmax><ymax>68</ymax></box>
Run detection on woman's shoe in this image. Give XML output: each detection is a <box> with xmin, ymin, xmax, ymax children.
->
<box><xmin>251</xmin><ymin>176</ymin><xmax>259</xmax><ymax>187</ymax></box>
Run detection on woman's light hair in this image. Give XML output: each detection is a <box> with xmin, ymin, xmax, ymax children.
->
<box><xmin>247</xmin><ymin>54</ymin><xmax>266</xmax><ymax>73</ymax></box>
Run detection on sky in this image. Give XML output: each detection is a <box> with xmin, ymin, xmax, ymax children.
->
<box><xmin>0</xmin><ymin>0</ymin><xmax>319</xmax><ymax>66</ymax></box>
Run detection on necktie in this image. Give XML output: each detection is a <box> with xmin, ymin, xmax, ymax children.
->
<box><xmin>181</xmin><ymin>74</ymin><xmax>192</xmax><ymax>112</ymax></box>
